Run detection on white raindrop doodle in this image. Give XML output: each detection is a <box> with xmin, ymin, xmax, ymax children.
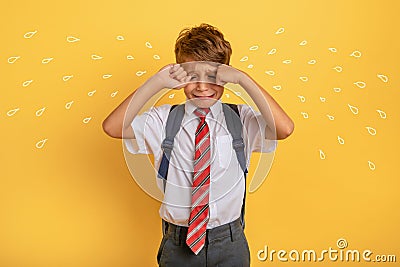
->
<box><xmin>337</xmin><ymin>136</ymin><xmax>345</xmax><ymax>145</ymax></box>
<box><xmin>35</xmin><ymin>139</ymin><xmax>48</xmax><ymax>149</ymax></box>
<box><xmin>66</xmin><ymin>36</ymin><xmax>80</xmax><ymax>43</ymax></box>
<box><xmin>22</xmin><ymin>80</ymin><xmax>33</xmax><ymax>87</ymax></box>
<box><xmin>301</xmin><ymin>112</ymin><xmax>309</xmax><ymax>119</ymax></box>
<box><xmin>376</xmin><ymin>109</ymin><xmax>386</xmax><ymax>119</ymax></box>
<box><xmin>265</xmin><ymin>70</ymin><xmax>275</xmax><ymax>76</ymax></box>
<box><xmin>136</xmin><ymin>70</ymin><xmax>147</xmax><ymax>77</ymax></box>
<box><xmin>377</xmin><ymin>74</ymin><xmax>388</xmax><ymax>83</ymax></box>
<box><xmin>65</xmin><ymin>101</ymin><xmax>74</xmax><ymax>109</ymax></box>
<box><xmin>8</xmin><ymin>56</ymin><xmax>21</xmax><ymax>64</ymax></box>
<box><xmin>62</xmin><ymin>75</ymin><xmax>73</xmax><ymax>81</ymax></box>
<box><xmin>91</xmin><ymin>54</ymin><xmax>103</xmax><ymax>60</ymax></box>
<box><xmin>348</xmin><ymin>104</ymin><xmax>359</xmax><ymax>115</ymax></box>
<box><xmin>83</xmin><ymin>117</ymin><xmax>92</xmax><ymax>124</ymax></box>
<box><xmin>145</xmin><ymin>42</ymin><xmax>152</xmax><ymax>48</ymax></box>
<box><xmin>319</xmin><ymin>149</ymin><xmax>326</xmax><ymax>159</ymax></box>
<box><xmin>366</xmin><ymin>126</ymin><xmax>377</xmax><ymax>136</ymax></box>
<box><xmin>298</xmin><ymin>95</ymin><xmax>306</xmax><ymax>102</ymax></box>
<box><xmin>368</xmin><ymin>161</ymin><xmax>376</xmax><ymax>170</ymax></box>
<box><xmin>354</xmin><ymin>81</ymin><xmax>366</xmax><ymax>88</ymax></box>
<box><xmin>349</xmin><ymin>50</ymin><xmax>362</xmax><ymax>58</ymax></box>
<box><xmin>24</xmin><ymin>30</ymin><xmax>38</xmax><ymax>38</ymax></box>
<box><xmin>35</xmin><ymin>107</ymin><xmax>46</xmax><ymax>117</ymax></box>
<box><xmin>42</xmin><ymin>57</ymin><xmax>54</xmax><ymax>64</ymax></box>
<box><xmin>333</xmin><ymin>66</ymin><xmax>343</xmax><ymax>72</ymax></box>
<box><xmin>299</xmin><ymin>40</ymin><xmax>307</xmax><ymax>46</ymax></box>
<box><xmin>88</xmin><ymin>90</ymin><xmax>96</xmax><ymax>96</ymax></box>
<box><xmin>267</xmin><ymin>48</ymin><xmax>277</xmax><ymax>55</ymax></box>
<box><xmin>7</xmin><ymin>108</ymin><xmax>20</xmax><ymax>116</ymax></box>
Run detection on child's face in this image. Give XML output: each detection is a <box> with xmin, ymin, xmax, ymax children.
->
<box><xmin>181</xmin><ymin>59</ymin><xmax>225</xmax><ymax>109</ymax></box>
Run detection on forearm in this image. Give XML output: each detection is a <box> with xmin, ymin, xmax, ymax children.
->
<box><xmin>239</xmin><ymin>72</ymin><xmax>294</xmax><ymax>140</ymax></box>
<box><xmin>102</xmin><ymin>76</ymin><xmax>163</xmax><ymax>139</ymax></box>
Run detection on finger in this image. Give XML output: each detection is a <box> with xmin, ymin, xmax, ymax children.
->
<box><xmin>175</xmin><ymin>71</ymin><xmax>188</xmax><ymax>81</ymax></box>
<box><xmin>173</xmin><ymin>67</ymin><xmax>185</xmax><ymax>76</ymax></box>
<box><xmin>170</xmin><ymin>66</ymin><xmax>185</xmax><ymax>78</ymax></box>
<box><xmin>217</xmin><ymin>80</ymin><xmax>227</xmax><ymax>86</ymax></box>
<box><xmin>215</xmin><ymin>74</ymin><xmax>227</xmax><ymax>86</ymax></box>
<box><xmin>184</xmin><ymin>76</ymin><xmax>192</xmax><ymax>83</ymax></box>
<box><xmin>215</xmin><ymin>71</ymin><xmax>222</xmax><ymax>85</ymax></box>
<box><xmin>174</xmin><ymin>64</ymin><xmax>182</xmax><ymax>72</ymax></box>
<box><xmin>169</xmin><ymin>64</ymin><xmax>180</xmax><ymax>74</ymax></box>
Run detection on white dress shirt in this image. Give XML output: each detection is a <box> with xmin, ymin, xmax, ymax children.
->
<box><xmin>124</xmin><ymin>100</ymin><xmax>277</xmax><ymax>229</ymax></box>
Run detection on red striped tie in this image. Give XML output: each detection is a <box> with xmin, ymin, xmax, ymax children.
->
<box><xmin>186</xmin><ymin>108</ymin><xmax>211</xmax><ymax>255</ymax></box>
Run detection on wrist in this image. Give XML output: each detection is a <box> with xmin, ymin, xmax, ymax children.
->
<box><xmin>238</xmin><ymin>71</ymin><xmax>250</xmax><ymax>87</ymax></box>
<box><xmin>147</xmin><ymin>73</ymin><xmax>165</xmax><ymax>90</ymax></box>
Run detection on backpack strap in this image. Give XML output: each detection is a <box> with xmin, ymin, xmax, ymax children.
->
<box><xmin>157</xmin><ymin>104</ymin><xmax>184</xmax><ymax>191</ymax></box>
<box><xmin>222</xmin><ymin>103</ymin><xmax>249</xmax><ymax>229</ymax></box>
<box><xmin>222</xmin><ymin>104</ymin><xmax>248</xmax><ymax>174</ymax></box>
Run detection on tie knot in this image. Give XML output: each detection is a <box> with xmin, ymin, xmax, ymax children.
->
<box><xmin>194</xmin><ymin>108</ymin><xmax>210</xmax><ymax>119</ymax></box>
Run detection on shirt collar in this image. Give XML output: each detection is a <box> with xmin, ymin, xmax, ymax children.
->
<box><xmin>184</xmin><ymin>99</ymin><xmax>222</xmax><ymax>119</ymax></box>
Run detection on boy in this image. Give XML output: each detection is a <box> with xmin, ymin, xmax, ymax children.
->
<box><xmin>103</xmin><ymin>23</ymin><xmax>294</xmax><ymax>266</ymax></box>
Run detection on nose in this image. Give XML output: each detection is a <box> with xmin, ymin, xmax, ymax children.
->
<box><xmin>197</xmin><ymin>82</ymin><xmax>209</xmax><ymax>91</ymax></box>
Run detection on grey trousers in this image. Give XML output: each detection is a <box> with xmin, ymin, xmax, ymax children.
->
<box><xmin>157</xmin><ymin>218</ymin><xmax>250</xmax><ymax>267</ymax></box>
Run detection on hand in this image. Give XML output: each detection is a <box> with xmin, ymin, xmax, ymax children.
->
<box><xmin>153</xmin><ymin>64</ymin><xmax>191</xmax><ymax>89</ymax></box>
<box><xmin>215</xmin><ymin>64</ymin><xmax>245</xmax><ymax>86</ymax></box>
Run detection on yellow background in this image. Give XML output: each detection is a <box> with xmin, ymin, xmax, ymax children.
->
<box><xmin>1</xmin><ymin>0</ymin><xmax>399</xmax><ymax>266</ymax></box>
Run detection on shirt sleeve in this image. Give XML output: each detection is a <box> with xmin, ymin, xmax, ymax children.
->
<box><xmin>123</xmin><ymin>104</ymin><xmax>171</xmax><ymax>155</ymax></box>
<box><xmin>238</xmin><ymin>104</ymin><xmax>277</xmax><ymax>154</ymax></box>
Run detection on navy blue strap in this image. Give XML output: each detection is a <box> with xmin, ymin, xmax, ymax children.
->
<box><xmin>222</xmin><ymin>103</ymin><xmax>248</xmax><ymax>229</ymax></box>
<box><xmin>157</xmin><ymin>104</ymin><xmax>184</xmax><ymax>191</ymax></box>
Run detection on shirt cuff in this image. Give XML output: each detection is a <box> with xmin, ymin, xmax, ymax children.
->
<box><xmin>123</xmin><ymin>116</ymin><xmax>151</xmax><ymax>154</ymax></box>
<box><xmin>257</xmin><ymin>114</ymin><xmax>278</xmax><ymax>153</ymax></box>
<box><xmin>123</xmin><ymin>138</ymin><xmax>140</xmax><ymax>154</ymax></box>
<box><xmin>260</xmin><ymin>138</ymin><xmax>278</xmax><ymax>153</ymax></box>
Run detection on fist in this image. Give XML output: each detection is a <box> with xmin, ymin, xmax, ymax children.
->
<box><xmin>153</xmin><ymin>64</ymin><xmax>191</xmax><ymax>89</ymax></box>
<box><xmin>215</xmin><ymin>64</ymin><xmax>244</xmax><ymax>86</ymax></box>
